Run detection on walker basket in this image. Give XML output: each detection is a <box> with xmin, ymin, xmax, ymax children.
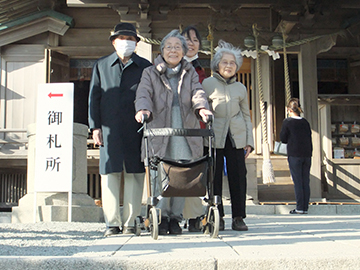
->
<box><xmin>158</xmin><ymin>156</ymin><xmax>208</xmax><ymax>197</ymax></box>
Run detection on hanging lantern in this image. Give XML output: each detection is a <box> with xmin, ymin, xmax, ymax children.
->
<box><xmin>272</xmin><ymin>34</ymin><xmax>283</xmax><ymax>47</ymax></box>
<box><xmin>244</xmin><ymin>35</ymin><xmax>255</xmax><ymax>48</ymax></box>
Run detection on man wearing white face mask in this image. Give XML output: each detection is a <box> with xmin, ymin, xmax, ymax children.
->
<box><xmin>89</xmin><ymin>23</ymin><xmax>152</xmax><ymax>237</ymax></box>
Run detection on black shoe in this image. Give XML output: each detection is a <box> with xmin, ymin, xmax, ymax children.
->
<box><xmin>169</xmin><ymin>219</ymin><xmax>182</xmax><ymax>235</ymax></box>
<box><xmin>232</xmin><ymin>217</ymin><xmax>248</xmax><ymax>231</ymax></box>
<box><xmin>159</xmin><ymin>218</ymin><xmax>169</xmax><ymax>235</ymax></box>
<box><xmin>104</xmin><ymin>226</ymin><xmax>121</xmax><ymax>237</ymax></box>
<box><xmin>123</xmin><ymin>226</ymin><xmax>135</xmax><ymax>235</ymax></box>
<box><xmin>219</xmin><ymin>217</ymin><xmax>225</xmax><ymax>231</ymax></box>
<box><xmin>289</xmin><ymin>209</ymin><xmax>305</xmax><ymax>214</ymax></box>
<box><xmin>188</xmin><ymin>218</ymin><xmax>201</xmax><ymax>232</ymax></box>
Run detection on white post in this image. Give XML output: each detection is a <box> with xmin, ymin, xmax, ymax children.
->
<box><xmin>33</xmin><ymin>192</ymin><xmax>37</xmax><ymax>223</ymax></box>
<box><xmin>68</xmin><ymin>191</ymin><xmax>72</xmax><ymax>222</ymax></box>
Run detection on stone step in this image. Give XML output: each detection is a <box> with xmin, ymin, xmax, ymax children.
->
<box><xmin>258</xmin><ymin>183</ymin><xmax>295</xmax><ymax>202</ymax></box>
<box><xmin>256</xmin><ymin>157</ymin><xmax>292</xmax><ymax>185</ymax></box>
<box><xmin>257</xmin><ymin>171</ymin><xmax>292</xmax><ymax>184</ymax></box>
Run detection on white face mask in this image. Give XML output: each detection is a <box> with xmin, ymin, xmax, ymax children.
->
<box><xmin>114</xmin><ymin>40</ymin><xmax>136</xmax><ymax>58</ymax></box>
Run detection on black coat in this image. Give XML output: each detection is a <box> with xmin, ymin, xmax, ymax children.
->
<box><xmin>88</xmin><ymin>52</ymin><xmax>152</xmax><ymax>174</ymax></box>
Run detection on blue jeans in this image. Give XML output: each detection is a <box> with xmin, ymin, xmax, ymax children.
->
<box><xmin>288</xmin><ymin>156</ymin><xmax>311</xmax><ymax>211</ymax></box>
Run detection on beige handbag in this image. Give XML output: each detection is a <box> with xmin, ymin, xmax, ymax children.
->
<box><xmin>274</xmin><ymin>141</ymin><xmax>287</xmax><ymax>156</ymax></box>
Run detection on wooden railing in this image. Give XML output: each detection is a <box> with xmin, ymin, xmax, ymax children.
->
<box><xmin>0</xmin><ymin>129</ymin><xmax>99</xmax><ymax>149</ymax></box>
<box><xmin>0</xmin><ymin>129</ymin><xmax>28</xmax><ymax>146</ymax></box>
<box><xmin>0</xmin><ymin>172</ymin><xmax>27</xmax><ymax>205</ymax></box>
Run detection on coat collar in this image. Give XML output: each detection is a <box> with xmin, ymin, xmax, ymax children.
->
<box><xmin>154</xmin><ymin>54</ymin><xmax>192</xmax><ymax>74</ymax></box>
<box><xmin>191</xmin><ymin>59</ymin><xmax>202</xmax><ymax>69</ymax></box>
<box><xmin>109</xmin><ymin>51</ymin><xmax>142</xmax><ymax>67</ymax></box>
<box><xmin>213</xmin><ymin>72</ymin><xmax>237</xmax><ymax>84</ymax></box>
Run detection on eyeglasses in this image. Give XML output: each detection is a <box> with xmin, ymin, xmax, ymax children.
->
<box><xmin>220</xmin><ymin>61</ymin><xmax>236</xmax><ymax>67</ymax></box>
<box><xmin>164</xmin><ymin>45</ymin><xmax>182</xmax><ymax>51</ymax></box>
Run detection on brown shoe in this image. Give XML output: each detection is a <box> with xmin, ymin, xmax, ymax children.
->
<box><xmin>232</xmin><ymin>217</ymin><xmax>248</xmax><ymax>231</ymax></box>
<box><xmin>188</xmin><ymin>218</ymin><xmax>201</xmax><ymax>232</ymax></box>
<box><xmin>159</xmin><ymin>218</ymin><xmax>169</xmax><ymax>235</ymax></box>
<box><xmin>104</xmin><ymin>226</ymin><xmax>121</xmax><ymax>237</ymax></box>
<box><xmin>169</xmin><ymin>219</ymin><xmax>182</xmax><ymax>234</ymax></box>
<box><xmin>123</xmin><ymin>226</ymin><xmax>135</xmax><ymax>234</ymax></box>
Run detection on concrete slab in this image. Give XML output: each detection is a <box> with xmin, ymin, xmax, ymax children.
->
<box><xmin>1</xmin><ymin>214</ymin><xmax>360</xmax><ymax>270</ymax></box>
<box><xmin>0</xmin><ymin>213</ymin><xmax>11</xmax><ymax>223</ymax></box>
<box><xmin>308</xmin><ymin>205</ymin><xmax>337</xmax><ymax>215</ymax></box>
<box><xmin>336</xmin><ymin>204</ymin><xmax>360</xmax><ymax>215</ymax></box>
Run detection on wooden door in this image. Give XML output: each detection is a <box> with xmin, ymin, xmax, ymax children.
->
<box><xmin>237</xmin><ymin>58</ymin><xmax>252</xmax><ymax>118</ymax></box>
<box><xmin>46</xmin><ymin>49</ymin><xmax>70</xmax><ymax>83</ymax></box>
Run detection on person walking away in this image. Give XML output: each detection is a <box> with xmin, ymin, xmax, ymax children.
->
<box><xmin>202</xmin><ymin>40</ymin><xmax>254</xmax><ymax>231</ymax></box>
<box><xmin>135</xmin><ymin>29</ymin><xmax>212</xmax><ymax>235</ymax></box>
<box><xmin>181</xmin><ymin>25</ymin><xmax>207</xmax><ymax>232</ymax></box>
<box><xmin>88</xmin><ymin>23</ymin><xmax>152</xmax><ymax>237</ymax></box>
<box><xmin>280</xmin><ymin>98</ymin><xmax>312</xmax><ymax>214</ymax></box>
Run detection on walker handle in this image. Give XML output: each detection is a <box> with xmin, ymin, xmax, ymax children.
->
<box><xmin>141</xmin><ymin>114</ymin><xmax>149</xmax><ymax>124</ymax></box>
<box><xmin>206</xmin><ymin>114</ymin><xmax>213</xmax><ymax>124</ymax></box>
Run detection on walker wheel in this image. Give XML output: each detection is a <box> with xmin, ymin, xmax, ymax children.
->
<box><xmin>149</xmin><ymin>206</ymin><xmax>159</xmax><ymax>240</ymax></box>
<box><xmin>207</xmin><ymin>206</ymin><xmax>220</xmax><ymax>238</ymax></box>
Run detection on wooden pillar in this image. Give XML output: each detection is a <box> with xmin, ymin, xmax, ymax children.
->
<box><xmin>298</xmin><ymin>42</ymin><xmax>322</xmax><ymax>200</ymax></box>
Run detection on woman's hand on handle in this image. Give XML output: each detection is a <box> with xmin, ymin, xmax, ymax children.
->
<box><xmin>198</xmin><ymin>108</ymin><xmax>213</xmax><ymax>123</ymax></box>
<box><xmin>135</xmin><ymin>109</ymin><xmax>151</xmax><ymax>123</ymax></box>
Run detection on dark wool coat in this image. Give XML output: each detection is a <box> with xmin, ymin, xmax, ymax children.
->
<box><xmin>88</xmin><ymin>52</ymin><xmax>152</xmax><ymax>174</ymax></box>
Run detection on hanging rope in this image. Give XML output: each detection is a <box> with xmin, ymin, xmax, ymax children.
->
<box><xmin>282</xmin><ymin>29</ymin><xmax>291</xmax><ymax>105</ymax></box>
<box><xmin>253</xmin><ymin>24</ymin><xmax>275</xmax><ymax>184</ymax></box>
<box><xmin>207</xmin><ymin>24</ymin><xmax>214</xmax><ymax>61</ymax></box>
<box><xmin>138</xmin><ymin>35</ymin><xmax>162</xmax><ymax>46</ymax></box>
<box><xmin>207</xmin><ymin>24</ymin><xmax>214</xmax><ymax>75</ymax></box>
<box><xmin>269</xmin><ymin>30</ymin><xmax>344</xmax><ymax>51</ymax></box>
<box><xmin>254</xmin><ymin>26</ymin><xmax>267</xmax><ymax>146</ymax></box>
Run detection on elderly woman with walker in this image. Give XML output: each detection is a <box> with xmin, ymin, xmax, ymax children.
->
<box><xmin>135</xmin><ymin>29</ymin><xmax>212</xmax><ymax>235</ymax></box>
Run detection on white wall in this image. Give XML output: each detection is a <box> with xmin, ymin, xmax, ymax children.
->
<box><xmin>1</xmin><ymin>45</ymin><xmax>46</xmax><ymax>140</ymax></box>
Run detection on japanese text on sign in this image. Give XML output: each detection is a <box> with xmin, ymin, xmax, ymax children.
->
<box><xmin>34</xmin><ymin>83</ymin><xmax>74</xmax><ymax>192</ymax></box>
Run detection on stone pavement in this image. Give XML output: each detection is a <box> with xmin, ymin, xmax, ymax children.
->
<box><xmin>1</xmin><ymin>203</ymin><xmax>360</xmax><ymax>270</ymax></box>
<box><xmin>70</xmin><ymin>215</ymin><xmax>360</xmax><ymax>270</ymax></box>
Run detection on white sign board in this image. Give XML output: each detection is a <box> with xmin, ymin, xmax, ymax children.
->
<box><xmin>34</xmin><ymin>83</ymin><xmax>74</xmax><ymax>192</ymax></box>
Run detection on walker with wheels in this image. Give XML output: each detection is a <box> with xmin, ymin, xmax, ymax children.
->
<box><xmin>134</xmin><ymin>114</ymin><xmax>220</xmax><ymax>240</ymax></box>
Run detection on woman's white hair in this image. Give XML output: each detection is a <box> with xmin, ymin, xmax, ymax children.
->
<box><xmin>210</xmin><ymin>40</ymin><xmax>243</xmax><ymax>73</ymax></box>
<box><xmin>160</xmin><ymin>29</ymin><xmax>188</xmax><ymax>55</ymax></box>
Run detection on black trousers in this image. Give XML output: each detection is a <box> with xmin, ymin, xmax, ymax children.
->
<box><xmin>206</xmin><ymin>134</ymin><xmax>247</xmax><ymax>218</ymax></box>
<box><xmin>287</xmin><ymin>156</ymin><xmax>311</xmax><ymax>212</ymax></box>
